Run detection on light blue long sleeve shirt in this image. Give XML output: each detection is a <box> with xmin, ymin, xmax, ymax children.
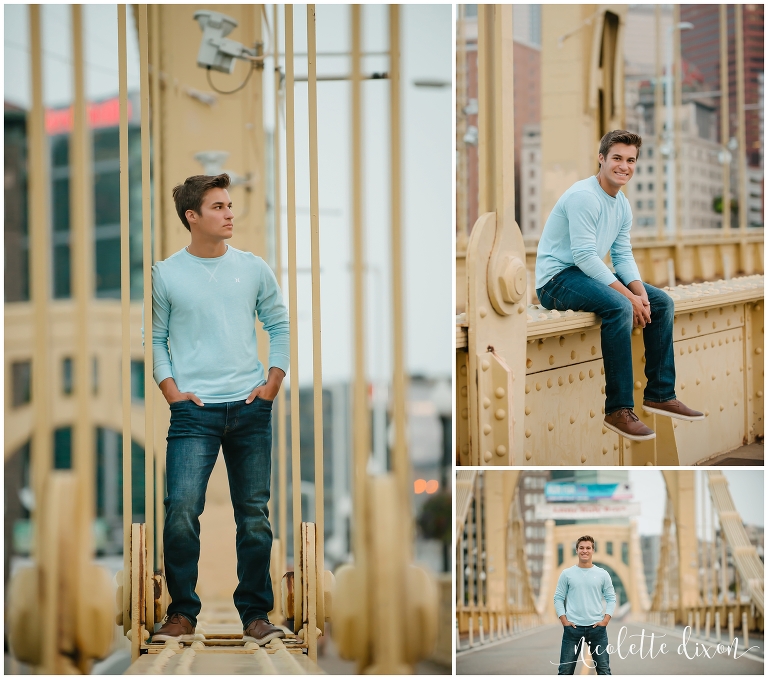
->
<box><xmin>535</xmin><ymin>176</ymin><xmax>641</xmax><ymax>290</ymax></box>
<box><xmin>553</xmin><ymin>564</ymin><xmax>617</xmax><ymax>626</ymax></box>
<box><xmin>150</xmin><ymin>245</ymin><xmax>289</xmax><ymax>403</ymax></box>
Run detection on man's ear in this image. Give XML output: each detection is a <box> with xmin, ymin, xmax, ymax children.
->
<box><xmin>186</xmin><ymin>209</ymin><xmax>197</xmax><ymax>226</ymax></box>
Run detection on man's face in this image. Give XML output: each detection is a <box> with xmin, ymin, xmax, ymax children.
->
<box><xmin>577</xmin><ymin>540</ymin><xmax>594</xmax><ymax>563</ymax></box>
<box><xmin>186</xmin><ymin>187</ymin><xmax>234</xmax><ymax>241</ymax></box>
<box><xmin>597</xmin><ymin>143</ymin><xmax>637</xmax><ymax>191</ymax></box>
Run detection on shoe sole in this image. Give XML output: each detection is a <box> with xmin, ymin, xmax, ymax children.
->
<box><xmin>642</xmin><ymin>405</ymin><xmax>705</xmax><ymax>421</ymax></box>
<box><xmin>243</xmin><ymin>631</ymin><xmax>285</xmax><ymax>646</ymax></box>
<box><xmin>151</xmin><ymin>633</ymin><xmax>197</xmax><ymax>642</ymax></box>
<box><xmin>603</xmin><ymin>420</ymin><xmax>656</xmax><ymax>441</ymax></box>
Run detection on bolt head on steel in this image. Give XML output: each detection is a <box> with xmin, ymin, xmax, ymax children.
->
<box><xmin>498</xmin><ymin>255</ymin><xmax>526</xmax><ymax>303</ymax></box>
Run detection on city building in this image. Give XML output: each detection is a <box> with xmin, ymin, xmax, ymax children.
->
<box><xmin>520</xmin><ymin>96</ymin><xmax>762</xmax><ymax>236</ymax></box>
<box><xmin>680</xmin><ymin>4</ymin><xmax>764</xmax><ymax>168</ymax></box>
<box><xmin>458</xmin><ymin>5</ymin><xmax>541</xmax><ymax>232</ymax></box>
<box><xmin>520</xmin><ymin>124</ymin><xmax>542</xmax><ymax>235</ymax></box>
<box><xmin>518</xmin><ymin>469</ymin><xmax>550</xmax><ymax>597</ymax></box>
<box><xmin>625</xmin><ymin>98</ymin><xmax>728</xmax><ymax>231</ymax></box>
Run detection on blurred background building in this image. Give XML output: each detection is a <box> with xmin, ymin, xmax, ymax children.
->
<box><xmin>458</xmin><ymin>4</ymin><xmax>764</xmax><ymax>240</ymax></box>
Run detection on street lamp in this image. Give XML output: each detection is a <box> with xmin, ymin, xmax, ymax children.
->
<box><xmin>662</xmin><ymin>21</ymin><xmax>693</xmax><ymax>235</ymax></box>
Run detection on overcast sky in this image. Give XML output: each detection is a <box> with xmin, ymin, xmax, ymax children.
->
<box><xmin>4</xmin><ymin>4</ymin><xmax>452</xmax><ymax>386</ymax></box>
<box><xmin>628</xmin><ymin>470</ymin><xmax>763</xmax><ymax>537</ymax></box>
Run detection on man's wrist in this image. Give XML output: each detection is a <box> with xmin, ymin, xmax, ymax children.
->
<box><xmin>159</xmin><ymin>377</ymin><xmax>180</xmax><ymax>398</ymax></box>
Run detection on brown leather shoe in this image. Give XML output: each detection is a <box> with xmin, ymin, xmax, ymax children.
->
<box><xmin>604</xmin><ymin>408</ymin><xmax>656</xmax><ymax>441</ymax></box>
<box><xmin>152</xmin><ymin>612</ymin><xmax>196</xmax><ymax>642</ymax></box>
<box><xmin>643</xmin><ymin>399</ymin><xmax>705</xmax><ymax>421</ymax></box>
<box><xmin>243</xmin><ymin>618</ymin><xmax>286</xmax><ymax>646</ymax></box>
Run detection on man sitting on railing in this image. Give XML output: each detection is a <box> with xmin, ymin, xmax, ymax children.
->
<box><xmin>535</xmin><ymin>130</ymin><xmax>703</xmax><ymax>441</ymax></box>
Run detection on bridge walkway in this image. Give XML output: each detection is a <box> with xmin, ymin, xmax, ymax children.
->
<box><xmin>457</xmin><ymin>619</ymin><xmax>763</xmax><ymax>675</ymax></box>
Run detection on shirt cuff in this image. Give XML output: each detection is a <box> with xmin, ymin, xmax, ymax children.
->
<box><xmin>154</xmin><ymin>365</ymin><xmax>174</xmax><ymax>386</ymax></box>
<box><xmin>268</xmin><ymin>354</ymin><xmax>290</xmax><ymax>376</ymax></box>
<box><xmin>614</xmin><ymin>264</ymin><xmax>642</xmax><ymax>286</ymax></box>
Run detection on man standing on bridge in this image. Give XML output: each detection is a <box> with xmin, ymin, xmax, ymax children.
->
<box><xmin>535</xmin><ymin>130</ymin><xmax>704</xmax><ymax>441</ymax></box>
<box><xmin>554</xmin><ymin>535</ymin><xmax>616</xmax><ymax>675</ymax></box>
<box><xmin>150</xmin><ymin>174</ymin><xmax>289</xmax><ymax>646</ymax></box>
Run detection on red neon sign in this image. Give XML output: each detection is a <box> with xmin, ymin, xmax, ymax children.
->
<box><xmin>45</xmin><ymin>97</ymin><xmax>131</xmax><ymax>135</ymax></box>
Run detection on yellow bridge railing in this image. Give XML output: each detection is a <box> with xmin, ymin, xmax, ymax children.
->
<box><xmin>457</xmin><ymin>240</ymin><xmax>764</xmax><ymax>465</ymax></box>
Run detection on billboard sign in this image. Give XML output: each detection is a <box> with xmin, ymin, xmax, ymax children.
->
<box><xmin>544</xmin><ymin>482</ymin><xmax>633</xmax><ymax>502</ymax></box>
<box><xmin>535</xmin><ymin>503</ymin><xmax>641</xmax><ymax>520</ymax></box>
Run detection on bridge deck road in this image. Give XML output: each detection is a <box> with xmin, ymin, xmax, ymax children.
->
<box><xmin>457</xmin><ymin>620</ymin><xmax>763</xmax><ymax>675</ymax></box>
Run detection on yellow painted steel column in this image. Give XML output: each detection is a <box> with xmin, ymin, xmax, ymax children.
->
<box><xmin>350</xmin><ymin>4</ymin><xmax>368</xmax><ymax>567</ymax></box>
<box><xmin>673</xmin><ymin>5</ymin><xmax>683</xmax><ymax>238</ymax></box>
<box><xmin>654</xmin><ymin>5</ymin><xmax>665</xmax><ymax>240</ymax></box>
<box><xmin>719</xmin><ymin>5</ymin><xmax>731</xmax><ymax>233</ymax></box>
<box><xmin>456</xmin><ymin>4</ymin><xmax>468</xmax><ymax>240</ymax></box>
<box><xmin>28</xmin><ymin>13</ymin><xmax>61</xmax><ymax>671</ymax></box>
<box><xmin>118</xmin><ymin>3</ymin><xmax>133</xmax><ymax>637</ymax></box>
<box><xmin>388</xmin><ymin>3</ymin><xmax>410</xmax><ymax>532</ymax></box>
<box><xmin>70</xmin><ymin>2</ymin><xmax>96</xmax><ymax>558</ymax></box>
<box><xmin>150</xmin><ymin>4</ymin><xmax>165</xmax><ymax>569</ymax></box>
<box><xmin>284</xmin><ymin>5</ymin><xmax>303</xmax><ymax>633</ymax></box>
<box><xmin>138</xmin><ymin>4</ymin><xmax>155</xmax><ymax>633</ymax></box>
<box><xmin>734</xmin><ymin>4</ymin><xmax>747</xmax><ymax>234</ymax></box>
<box><xmin>273</xmin><ymin>1</ymin><xmax>288</xmax><ymax>613</ymax></box>
<box><xmin>306</xmin><ymin>3</ymin><xmax>326</xmax><ymax>634</ymax></box>
<box><xmin>28</xmin><ymin>5</ymin><xmax>52</xmax><ymax>558</ymax></box>
<box><xmin>493</xmin><ymin>5</ymin><xmax>515</xmax><ymax>236</ymax></box>
<box><xmin>477</xmin><ymin>5</ymin><xmax>494</xmax><ymax>215</ymax></box>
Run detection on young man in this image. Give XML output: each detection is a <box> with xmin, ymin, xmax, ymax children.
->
<box><xmin>553</xmin><ymin>536</ymin><xmax>615</xmax><ymax>675</ymax></box>
<box><xmin>535</xmin><ymin>130</ymin><xmax>704</xmax><ymax>441</ymax></box>
<box><xmin>150</xmin><ymin>174</ymin><xmax>289</xmax><ymax>645</ymax></box>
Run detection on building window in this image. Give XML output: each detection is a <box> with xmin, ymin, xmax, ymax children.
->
<box><xmin>648</xmin><ymin>183</ymin><xmax>654</xmax><ymax>191</ymax></box>
<box><xmin>606</xmin><ymin>541</ymin><xmax>613</xmax><ymax>556</ymax></box>
<box><xmin>648</xmin><ymin>165</ymin><xmax>653</xmax><ymax>173</ymax></box>
<box><xmin>131</xmin><ymin>359</ymin><xmax>145</xmax><ymax>401</ymax></box>
<box><xmin>557</xmin><ymin>543</ymin><xmax>564</xmax><ymax>566</ymax></box>
<box><xmin>5</xmin><ymin>110</ymin><xmax>30</xmax><ymax>303</ymax></box>
<box><xmin>92</xmin><ymin>356</ymin><xmax>99</xmax><ymax>395</ymax></box>
<box><xmin>636</xmin><ymin>183</ymin><xmax>642</xmax><ymax>192</ymax></box>
<box><xmin>648</xmin><ymin>148</ymin><xmax>653</xmax><ymax>158</ymax></box>
<box><xmin>11</xmin><ymin>360</ymin><xmax>32</xmax><ymax>407</ymax></box>
<box><xmin>54</xmin><ymin>426</ymin><xmax>72</xmax><ymax>469</ymax></box>
<box><xmin>622</xmin><ymin>542</ymin><xmax>629</xmax><ymax>565</ymax></box>
<box><xmin>62</xmin><ymin>357</ymin><xmax>74</xmax><ymax>395</ymax></box>
<box><xmin>637</xmin><ymin>200</ymin><xmax>643</xmax><ymax>210</ymax></box>
<box><xmin>648</xmin><ymin>200</ymin><xmax>654</xmax><ymax>209</ymax></box>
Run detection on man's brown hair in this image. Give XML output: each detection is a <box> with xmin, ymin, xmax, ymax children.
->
<box><xmin>172</xmin><ymin>173</ymin><xmax>231</xmax><ymax>231</ymax></box>
<box><xmin>598</xmin><ymin>130</ymin><xmax>642</xmax><ymax>167</ymax></box>
<box><xmin>576</xmin><ymin>535</ymin><xmax>595</xmax><ymax>550</ymax></box>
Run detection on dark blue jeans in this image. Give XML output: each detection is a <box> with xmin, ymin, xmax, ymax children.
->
<box><xmin>558</xmin><ymin>624</ymin><xmax>611</xmax><ymax>675</ymax></box>
<box><xmin>164</xmin><ymin>398</ymin><xmax>274</xmax><ymax>628</ymax></box>
<box><xmin>537</xmin><ymin>267</ymin><xmax>676</xmax><ymax>415</ymax></box>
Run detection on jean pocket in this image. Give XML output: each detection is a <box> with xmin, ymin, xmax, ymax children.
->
<box><xmin>252</xmin><ymin>396</ymin><xmax>274</xmax><ymax>407</ymax></box>
<box><xmin>169</xmin><ymin>399</ymin><xmax>192</xmax><ymax>408</ymax></box>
